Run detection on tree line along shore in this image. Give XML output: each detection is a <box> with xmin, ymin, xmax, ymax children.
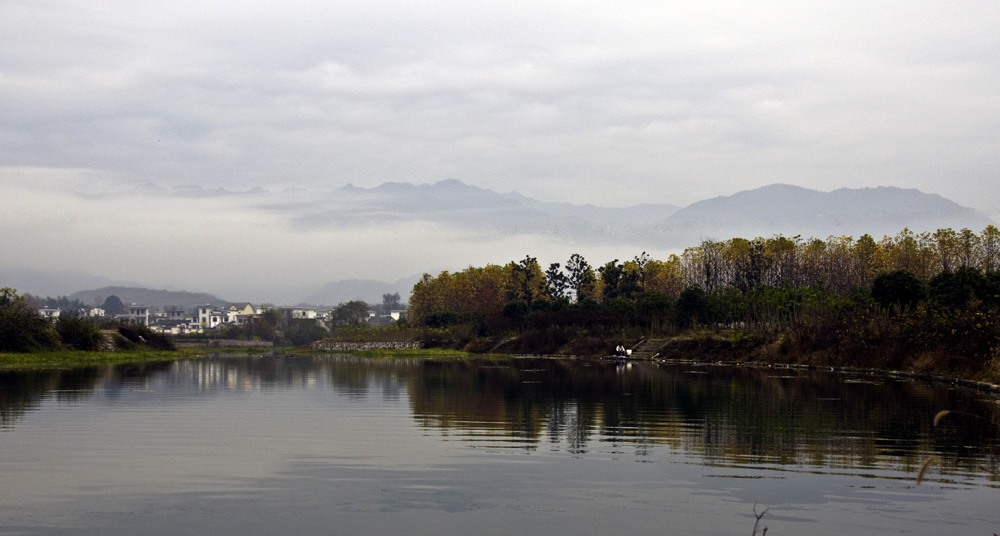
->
<box><xmin>405</xmin><ymin>226</ymin><xmax>1000</xmax><ymax>382</ymax></box>
<box><xmin>4</xmin><ymin>226</ymin><xmax>1000</xmax><ymax>382</ymax></box>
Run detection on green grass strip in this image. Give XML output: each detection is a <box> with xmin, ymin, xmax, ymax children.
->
<box><xmin>0</xmin><ymin>347</ymin><xmax>272</xmax><ymax>370</ymax></box>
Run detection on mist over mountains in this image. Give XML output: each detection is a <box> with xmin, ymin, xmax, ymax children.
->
<box><xmin>657</xmin><ymin>184</ymin><xmax>995</xmax><ymax>243</ymax></box>
<box><xmin>4</xmin><ymin>180</ymin><xmax>994</xmax><ymax>306</ymax></box>
<box><xmin>259</xmin><ymin>179</ymin><xmax>994</xmax><ymax>244</ymax></box>
<box><xmin>119</xmin><ymin>179</ymin><xmax>991</xmax><ymax>243</ymax></box>
<box><xmin>68</xmin><ymin>287</ymin><xmax>226</xmax><ymax>311</ymax></box>
<box><xmin>260</xmin><ymin>179</ymin><xmax>682</xmax><ymax>243</ymax></box>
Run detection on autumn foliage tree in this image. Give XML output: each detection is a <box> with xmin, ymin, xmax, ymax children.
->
<box><xmin>406</xmin><ymin>227</ymin><xmax>1000</xmax><ymax>374</ymax></box>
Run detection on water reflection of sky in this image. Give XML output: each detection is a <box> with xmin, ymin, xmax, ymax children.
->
<box><xmin>0</xmin><ymin>355</ymin><xmax>998</xmax><ymax>535</ymax></box>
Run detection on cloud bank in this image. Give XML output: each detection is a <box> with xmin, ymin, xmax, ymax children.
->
<box><xmin>3</xmin><ymin>1</ymin><xmax>998</xmax><ymax>208</ymax></box>
<box><xmin>3</xmin><ymin>1</ymin><xmax>999</xmax><ymax>301</ymax></box>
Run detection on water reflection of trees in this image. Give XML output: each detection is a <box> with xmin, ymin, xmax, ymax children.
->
<box><xmin>0</xmin><ymin>355</ymin><xmax>417</xmax><ymax>429</ymax></box>
<box><xmin>2</xmin><ymin>356</ymin><xmax>997</xmax><ymax>480</ymax></box>
<box><xmin>407</xmin><ymin>359</ymin><xmax>1000</xmax><ymax>477</ymax></box>
<box><xmin>0</xmin><ymin>362</ymin><xmax>175</xmax><ymax>428</ymax></box>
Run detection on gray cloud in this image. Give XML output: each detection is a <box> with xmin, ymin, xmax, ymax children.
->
<box><xmin>3</xmin><ymin>1</ymin><xmax>999</xmax><ymax>299</ymax></box>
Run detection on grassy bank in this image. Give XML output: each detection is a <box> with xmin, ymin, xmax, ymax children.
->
<box><xmin>0</xmin><ymin>346</ymin><xmax>275</xmax><ymax>371</ymax></box>
<box><xmin>0</xmin><ymin>345</ymin><xmax>477</xmax><ymax>371</ymax></box>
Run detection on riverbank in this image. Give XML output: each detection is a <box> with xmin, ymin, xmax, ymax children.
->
<box><xmin>644</xmin><ymin>333</ymin><xmax>1000</xmax><ymax>392</ymax></box>
<box><xmin>301</xmin><ymin>348</ymin><xmax>475</xmax><ymax>360</ymax></box>
<box><xmin>0</xmin><ymin>345</ymin><xmax>484</xmax><ymax>370</ymax></box>
<box><xmin>0</xmin><ymin>346</ymin><xmax>274</xmax><ymax>370</ymax></box>
<box><xmin>174</xmin><ymin>339</ymin><xmax>275</xmax><ymax>349</ymax></box>
<box><xmin>5</xmin><ymin>327</ymin><xmax>998</xmax><ymax>391</ymax></box>
<box><xmin>309</xmin><ymin>340</ymin><xmax>423</xmax><ymax>352</ymax></box>
<box><xmin>359</xmin><ymin>323</ymin><xmax>1000</xmax><ymax>387</ymax></box>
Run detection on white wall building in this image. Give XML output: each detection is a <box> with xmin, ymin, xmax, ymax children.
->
<box><xmin>198</xmin><ymin>306</ymin><xmax>225</xmax><ymax>329</ymax></box>
<box><xmin>38</xmin><ymin>307</ymin><xmax>61</xmax><ymax>319</ymax></box>
<box><xmin>116</xmin><ymin>304</ymin><xmax>150</xmax><ymax>325</ymax></box>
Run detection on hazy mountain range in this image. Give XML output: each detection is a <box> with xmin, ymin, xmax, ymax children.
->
<box><xmin>262</xmin><ymin>179</ymin><xmax>683</xmax><ymax>242</ymax></box>
<box><xmin>657</xmin><ymin>184</ymin><xmax>995</xmax><ymax>243</ymax></box>
<box><xmin>264</xmin><ymin>179</ymin><xmax>992</xmax><ymax>243</ymax></box>
<box><xmin>6</xmin><ymin>181</ymin><xmax>994</xmax><ymax>307</ymax></box>
<box><xmin>68</xmin><ymin>287</ymin><xmax>227</xmax><ymax>311</ymax></box>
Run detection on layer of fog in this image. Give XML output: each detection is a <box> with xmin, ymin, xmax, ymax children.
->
<box><xmin>2</xmin><ymin>178</ymin><xmax>664</xmax><ymax>303</ymax></box>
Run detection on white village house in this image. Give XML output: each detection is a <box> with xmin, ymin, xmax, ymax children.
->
<box><xmin>116</xmin><ymin>304</ymin><xmax>150</xmax><ymax>325</ymax></box>
<box><xmin>38</xmin><ymin>307</ymin><xmax>61</xmax><ymax>319</ymax></box>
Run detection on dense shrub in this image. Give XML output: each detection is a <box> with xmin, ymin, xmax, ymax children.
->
<box><xmin>111</xmin><ymin>333</ymin><xmax>138</xmax><ymax>351</ymax></box>
<box><xmin>282</xmin><ymin>319</ymin><xmax>329</xmax><ymax>346</ymax></box>
<box><xmin>55</xmin><ymin>314</ymin><xmax>105</xmax><ymax>351</ymax></box>
<box><xmin>0</xmin><ymin>288</ymin><xmax>58</xmax><ymax>352</ymax></box>
<box><xmin>117</xmin><ymin>324</ymin><xmax>176</xmax><ymax>351</ymax></box>
<box><xmin>424</xmin><ymin>312</ymin><xmax>463</xmax><ymax>328</ymax></box>
<box><xmin>223</xmin><ymin>316</ymin><xmax>279</xmax><ymax>342</ymax></box>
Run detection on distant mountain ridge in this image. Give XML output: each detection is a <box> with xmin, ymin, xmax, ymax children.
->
<box><xmin>16</xmin><ymin>181</ymin><xmax>996</xmax><ymax>305</ymax></box>
<box><xmin>271</xmin><ymin>179</ymin><xmax>683</xmax><ymax>242</ymax></box>
<box><xmin>308</xmin><ymin>180</ymin><xmax>995</xmax><ymax>245</ymax></box>
<box><xmin>0</xmin><ymin>268</ymin><xmax>142</xmax><ymax>298</ymax></box>
<box><xmin>120</xmin><ymin>180</ymin><xmax>993</xmax><ymax>245</ymax></box>
<box><xmin>658</xmin><ymin>184</ymin><xmax>994</xmax><ymax>242</ymax></box>
<box><xmin>68</xmin><ymin>287</ymin><xmax>226</xmax><ymax>311</ymax></box>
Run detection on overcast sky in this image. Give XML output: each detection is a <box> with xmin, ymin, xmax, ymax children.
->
<box><xmin>3</xmin><ymin>1</ymin><xmax>999</xmax><ymax>302</ymax></box>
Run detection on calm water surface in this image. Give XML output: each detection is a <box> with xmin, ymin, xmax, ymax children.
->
<box><xmin>1</xmin><ymin>355</ymin><xmax>998</xmax><ymax>535</ymax></box>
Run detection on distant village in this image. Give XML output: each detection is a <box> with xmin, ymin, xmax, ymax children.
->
<box><xmin>37</xmin><ymin>302</ymin><xmax>406</xmax><ymax>335</ymax></box>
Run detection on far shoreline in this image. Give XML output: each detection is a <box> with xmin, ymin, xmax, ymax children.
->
<box><xmin>6</xmin><ymin>339</ymin><xmax>1000</xmax><ymax>395</ymax></box>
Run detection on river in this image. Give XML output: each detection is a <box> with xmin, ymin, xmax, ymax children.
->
<box><xmin>0</xmin><ymin>354</ymin><xmax>997</xmax><ymax>535</ymax></box>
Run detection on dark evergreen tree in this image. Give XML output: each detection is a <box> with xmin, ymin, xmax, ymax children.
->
<box><xmin>101</xmin><ymin>295</ymin><xmax>126</xmax><ymax>316</ymax></box>
<box><xmin>676</xmin><ymin>285</ymin><xmax>708</xmax><ymax>327</ymax></box>
<box><xmin>381</xmin><ymin>292</ymin><xmax>401</xmax><ymax>314</ymax></box>
<box><xmin>329</xmin><ymin>300</ymin><xmax>371</xmax><ymax>326</ymax></box>
<box><xmin>929</xmin><ymin>267</ymin><xmax>988</xmax><ymax>308</ymax></box>
<box><xmin>871</xmin><ymin>270</ymin><xmax>926</xmax><ymax>311</ymax></box>
<box><xmin>545</xmin><ymin>262</ymin><xmax>569</xmax><ymax>300</ymax></box>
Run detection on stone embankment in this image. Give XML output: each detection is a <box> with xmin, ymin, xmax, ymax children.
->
<box><xmin>627</xmin><ymin>338</ymin><xmax>671</xmax><ymax>359</ymax></box>
<box><xmin>175</xmin><ymin>339</ymin><xmax>274</xmax><ymax>348</ymax></box>
<box><xmin>310</xmin><ymin>341</ymin><xmax>424</xmax><ymax>351</ymax></box>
